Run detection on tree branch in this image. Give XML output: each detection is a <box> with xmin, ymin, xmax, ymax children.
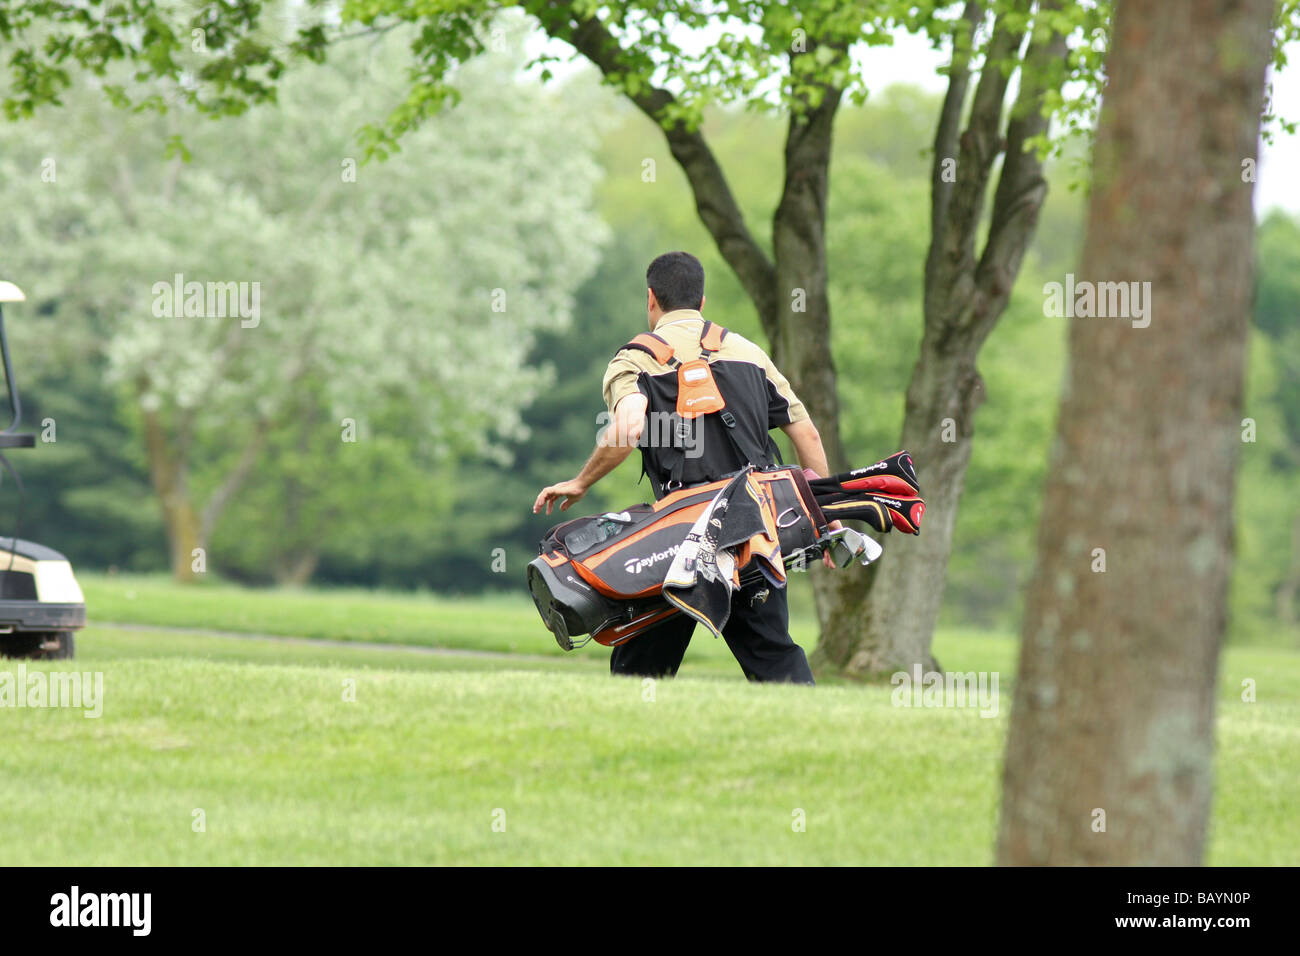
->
<box><xmin>771</xmin><ymin>67</ymin><xmax>843</xmax><ymax>345</ymax></box>
<box><xmin>540</xmin><ymin>7</ymin><xmax>777</xmax><ymax>317</ymax></box>
<box><xmin>200</xmin><ymin>417</ymin><xmax>271</xmax><ymax>544</ymax></box>
<box><xmin>922</xmin><ymin>4</ymin><xmax>1027</xmax><ymax>342</ymax></box>
<box><xmin>945</xmin><ymin>11</ymin><xmax>1026</xmax><ymax>267</ymax></box>
<box><xmin>928</xmin><ymin>1</ymin><xmax>982</xmax><ymax>275</ymax></box>
<box><xmin>972</xmin><ymin>2</ymin><xmax>1070</xmax><ymax>335</ymax></box>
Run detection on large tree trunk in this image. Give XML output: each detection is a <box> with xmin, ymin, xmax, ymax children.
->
<box><xmin>815</xmin><ymin>4</ymin><xmax>1067</xmax><ymax>678</ymax></box>
<box><xmin>997</xmin><ymin>0</ymin><xmax>1273</xmax><ymax>865</ymax></box>
<box><xmin>814</xmin><ymin>344</ymin><xmax>983</xmax><ymax>674</ymax></box>
<box><xmin>765</xmin><ymin>85</ymin><xmax>860</xmax><ymax>659</ymax></box>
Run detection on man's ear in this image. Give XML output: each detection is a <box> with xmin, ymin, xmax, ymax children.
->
<box><xmin>647</xmin><ymin>288</ymin><xmax>658</xmax><ymax>311</ymax></box>
<box><xmin>699</xmin><ymin>294</ymin><xmax>706</xmax><ymax>311</ymax></box>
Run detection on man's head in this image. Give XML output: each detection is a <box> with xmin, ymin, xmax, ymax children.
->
<box><xmin>646</xmin><ymin>251</ymin><xmax>705</xmax><ymax>328</ymax></box>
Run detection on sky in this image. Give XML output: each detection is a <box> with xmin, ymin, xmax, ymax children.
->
<box><xmin>849</xmin><ymin>29</ymin><xmax>1300</xmax><ymax>216</ymax></box>
<box><xmin>531</xmin><ymin>21</ymin><xmax>1300</xmax><ymax>217</ymax></box>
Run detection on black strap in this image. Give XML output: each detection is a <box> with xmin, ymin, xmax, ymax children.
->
<box><xmin>767</xmin><ymin>433</ymin><xmax>784</xmax><ymax>466</ymax></box>
<box><xmin>716</xmin><ymin>409</ymin><xmax>775</xmax><ymax>472</ymax></box>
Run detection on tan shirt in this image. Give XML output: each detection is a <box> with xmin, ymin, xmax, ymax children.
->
<box><xmin>601</xmin><ymin>309</ymin><xmax>809</xmax><ymax>424</ymax></box>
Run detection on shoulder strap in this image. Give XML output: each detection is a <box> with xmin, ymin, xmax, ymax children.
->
<box><xmin>699</xmin><ymin>321</ymin><xmax>727</xmax><ymax>356</ymax></box>
<box><xmin>715</xmin><ymin>409</ymin><xmax>775</xmax><ymax>472</ymax></box>
<box><xmin>623</xmin><ymin>332</ymin><xmax>677</xmax><ymax>367</ymax></box>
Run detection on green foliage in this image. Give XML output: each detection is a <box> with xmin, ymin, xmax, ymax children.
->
<box><xmin>2</xmin><ymin>2</ymin><xmax>1135</xmax><ymax>158</ymax></box>
<box><xmin>0</xmin><ymin>24</ymin><xmax>609</xmax><ymax>582</ymax></box>
<box><xmin>1266</xmin><ymin>0</ymin><xmax>1300</xmax><ymax>139</ymax></box>
<box><xmin>1231</xmin><ymin>210</ymin><xmax>1300</xmax><ymax>645</ymax></box>
<box><xmin>13</xmin><ymin>365</ymin><xmax>166</xmax><ymax>571</ymax></box>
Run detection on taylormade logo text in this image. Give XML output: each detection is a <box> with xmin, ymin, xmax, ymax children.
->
<box><xmin>624</xmin><ymin>545</ymin><xmax>680</xmax><ymax>576</ymax></box>
<box><xmin>50</xmin><ymin>886</ymin><xmax>151</xmax><ymax>936</ymax></box>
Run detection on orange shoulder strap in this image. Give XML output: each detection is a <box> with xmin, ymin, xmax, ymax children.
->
<box><xmin>699</xmin><ymin>321</ymin><xmax>728</xmax><ymax>354</ymax></box>
<box><xmin>623</xmin><ymin>332</ymin><xmax>676</xmax><ymax>366</ymax></box>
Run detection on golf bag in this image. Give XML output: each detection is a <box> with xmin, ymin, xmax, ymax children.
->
<box><xmin>527</xmin><ymin>451</ymin><xmax>924</xmax><ymax>650</ymax></box>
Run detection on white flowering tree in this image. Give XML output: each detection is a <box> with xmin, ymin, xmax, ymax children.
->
<box><xmin>1</xmin><ymin>26</ymin><xmax>608</xmax><ymax>580</ymax></box>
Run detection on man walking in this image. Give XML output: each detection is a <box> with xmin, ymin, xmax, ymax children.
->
<box><xmin>533</xmin><ymin>251</ymin><xmax>837</xmax><ymax>684</ymax></box>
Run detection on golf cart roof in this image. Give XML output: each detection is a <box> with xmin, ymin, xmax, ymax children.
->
<box><xmin>0</xmin><ymin>282</ymin><xmax>25</xmax><ymax>303</ymax></box>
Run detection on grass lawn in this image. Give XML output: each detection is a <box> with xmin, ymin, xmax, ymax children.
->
<box><xmin>78</xmin><ymin>571</ymin><xmax>821</xmax><ymax>674</ymax></box>
<box><xmin>81</xmin><ymin>572</ymin><xmax>573</xmax><ymax>655</ymax></box>
<box><xmin>0</xmin><ymin>588</ymin><xmax>1295</xmax><ymax>864</ymax></box>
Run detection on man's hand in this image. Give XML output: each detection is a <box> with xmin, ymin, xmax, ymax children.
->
<box><xmin>788</xmin><ymin>444</ymin><xmax>843</xmax><ymax>569</ymax></box>
<box><xmin>534</xmin><ymin>479</ymin><xmax>589</xmax><ymax>515</ymax></box>
<box><xmin>532</xmin><ymin>395</ymin><xmax>647</xmax><ymax>517</ymax></box>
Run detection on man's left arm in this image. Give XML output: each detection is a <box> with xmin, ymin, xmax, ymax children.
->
<box><xmin>781</xmin><ymin>414</ymin><xmax>843</xmax><ymax>569</ymax></box>
<box><xmin>759</xmin><ymin>345</ymin><xmax>828</xmax><ymax>479</ymax></box>
<box><xmin>781</xmin><ymin>418</ymin><xmax>831</xmax><ymax>479</ymax></box>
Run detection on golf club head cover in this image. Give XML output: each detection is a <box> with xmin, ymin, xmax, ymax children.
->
<box><xmin>819</xmin><ymin>495</ymin><xmax>893</xmax><ymax>533</ymax></box>
<box><xmin>818</xmin><ymin>491</ymin><xmax>925</xmax><ymax>535</ymax></box>
<box><xmin>864</xmin><ymin>492</ymin><xmax>924</xmax><ymax>535</ymax></box>
<box><xmin>811</xmin><ymin>450</ymin><xmax>921</xmax><ymax>498</ymax></box>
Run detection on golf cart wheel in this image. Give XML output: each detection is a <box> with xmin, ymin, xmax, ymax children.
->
<box><xmin>0</xmin><ymin>631</ymin><xmax>75</xmax><ymax>660</ymax></box>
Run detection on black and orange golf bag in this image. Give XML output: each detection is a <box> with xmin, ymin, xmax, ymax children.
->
<box><xmin>527</xmin><ymin>451</ymin><xmax>925</xmax><ymax>650</ymax></box>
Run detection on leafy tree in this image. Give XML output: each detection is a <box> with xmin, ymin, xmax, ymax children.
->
<box><xmin>0</xmin><ymin>24</ymin><xmax>608</xmax><ymax>580</ymax></box>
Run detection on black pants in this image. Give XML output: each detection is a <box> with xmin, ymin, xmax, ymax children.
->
<box><xmin>609</xmin><ymin>579</ymin><xmax>815</xmax><ymax>685</ymax></box>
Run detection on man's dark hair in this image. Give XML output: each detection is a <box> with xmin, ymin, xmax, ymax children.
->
<box><xmin>646</xmin><ymin>251</ymin><xmax>705</xmax><ymax>312</ymax></box>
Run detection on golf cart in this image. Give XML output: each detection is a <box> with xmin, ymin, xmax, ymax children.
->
<box><xmin>0</xmin><ymin>281</ymin><xmax>86</xmax><ymax>659</ymax></box>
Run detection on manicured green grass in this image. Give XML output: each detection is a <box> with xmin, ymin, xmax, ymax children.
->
<box><xmin>78</xmin><ymin>572</ymin><xmax>1021</xmax><ymax>680</ymax></box>
<box><xmin>0</xmin><ymin>636</ymin><xmax>1007</xmax><ymax>865</ymax></box>
<box><xmin>79</xmin><ymin>625</ymin><xmax>612</xmax><ymax>675</ymax></box>
<box><xmin>1</xmin><ymin>618</ymin><xmax>1295</xmax><ymax>865</ymax></box>
<box><xmin>78</xmin><ymin>571</ymin><xmax>794</xmax><ymax>670</ymax></box>
<box><xmin>81</xmin><ymin>572</ymin><xmax>573</xmax><ymax>654</ymax></box>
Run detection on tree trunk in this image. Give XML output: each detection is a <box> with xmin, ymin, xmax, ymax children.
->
<box><xmin>277</xmin><ymin>550</ymin><xmax>321</xmax><ymax>587</ymax></box>
<box><xmin>815</xmin><ymin>4</ymin><xmax>1066</xmax><ymax>679</ymax></box>
<box><xmin>199</xmin><ymin>420</ymin><xmax>269</xmax><ymax>546</ymax></box>
<box><xmin>997</xmin><ymin>0</ymin><xmax>1273</xmax><ymax>865</ymax></box>
<box><xmin>767</xmin><ymin>87</ymin><xmax>848</xmax><ymax>476</ymax></box>
<box><xmin>142</xmin><ymin>406</ymin><xmax>202</xmax><ymax>582</ymax></box>
<box><xmin>1274</xmin><ymin>511</ymin><xmax>1300</xmax><ymax>632</ymax></box>
<box><xmin>815</xmin><ymin>344</ymin><xmax>984</xmax><ymax>674</ymax></box>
